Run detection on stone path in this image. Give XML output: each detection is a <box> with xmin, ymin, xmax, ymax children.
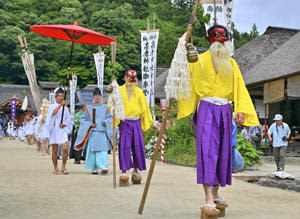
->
<box><xmin>1</xmin><ymin>139</ymin><xmax>300</xmax><ymax>219</ymax></box>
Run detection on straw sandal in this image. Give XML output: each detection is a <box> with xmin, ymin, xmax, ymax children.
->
<box><xmin>201</xmin><ymin>203</ymin><xmax>220</xmax><ymax>219</ymax></box>
<box><xmin>61</xmin><ymin>169</ymin><xmax>69</xmax><ymax>175</ymax></box>
<box><xmin>119</xmin><ymin>174</ymin><xmax>129</xmax><ymax>187</ymax></box>
<box><xmin>101</xmin><ymin>169</ymin><xmax>108</xmax><ymax>174</ymax></box>
<box><xmin>131</xmin><ymin>171</ymin><xmax>142</xmax><ymax>184</ymax></box>
<box><xmin>52</xmin><ymin>169</ymin><xmax>59</xmax><ymax>175</ymax></box>
<box><xmin>214</xmin><ymin>197</ymin><xmax>228</xmax><ymax>217</ymax></box>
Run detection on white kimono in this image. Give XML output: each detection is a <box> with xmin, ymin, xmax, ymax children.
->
<box><xmin>46</xmin><ymin>103</ymin><xmax>73</xmax><ymax>145</ymax></box>
<box><xmin>34</xmin><ymin>115</ymin><xmax>42</xmax><ymax>140</ymax></box>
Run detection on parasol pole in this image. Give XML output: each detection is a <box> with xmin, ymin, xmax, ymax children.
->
<box><xmin>138</xmin><ymin>0</ymin><xmax>201</xmax><ymax>215</ymax></box>
<box><xmin>61</xmin><ymin>41</ymin><xmax>74</xmax><ymax>125</ymax></box>
<box><xmin>111</xmin><ymin>41</ymin><xmax>117</xmax><ymax>189</ymax></box>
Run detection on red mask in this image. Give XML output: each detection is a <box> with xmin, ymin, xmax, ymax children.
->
<box><xmin>210</xmin><ymin>28</ymin><xmax>228</xmax><ymax>44</ymax></box>
<box><xmin>125</xmin><ymin>70</ymin><xmax>137</xmax><ymax>83</ymax></box>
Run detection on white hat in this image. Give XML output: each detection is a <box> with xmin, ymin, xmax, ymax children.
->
<box><xmin>273</xmin><ymin>114</ymin><xmax>283</xmax><ymax>120</ymax></box>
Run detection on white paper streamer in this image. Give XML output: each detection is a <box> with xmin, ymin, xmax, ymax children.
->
<box><xmin>108</xmin><ymin>79</ymin><xmax>125</xmax><ymax>121</ymax></box>
<box><xmin>141</xmin><ymin>30</ymin><xmax>159</xmax><ymax>107</ymax></box>
<box><xmin>165</xmin><ymin>32</ymin><xmax>192</xmax><ymax>101</ymax></box>
<box><xmin>94</xmin><ymin>51</ymin><xmax>105</xmax><ymax>95</ymax></box>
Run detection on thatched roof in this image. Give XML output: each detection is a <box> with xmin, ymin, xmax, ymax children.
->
<box><xmin>76</xmin><ymin>84</ymin><xmax>109</xmax><ymax>105</ymax></box>
<box><xmin>243</xmin><ymin>30</ymin><xmax>300</xmax><ymax>86</ymax></box>
<box><xmin>0</xmin><ymin>84</ymin><xmax>49</xmax><ymax>112</ymax></box>
<box><xmin>38</xmin><ymin>81</ymin><xmax>60</xmax><ymax>89</ymax></box>
<box><xmin>235</xmin><ymin>26</ymin><xmax>299</xmax><ymax>79</ymax></box>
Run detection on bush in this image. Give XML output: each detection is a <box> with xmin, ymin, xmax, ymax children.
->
<box><xmin>236</xmin><ymin>133</ymin><xmax>263</xmax><ymax>167</ymax></box>
<box><xmin>164</xmin><ymin>115</ymin><xmax>197</xmax><ymax>166</ymax></box>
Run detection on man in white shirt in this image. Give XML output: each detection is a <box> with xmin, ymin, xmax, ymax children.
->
<box><xmin>268</xmin><ymin>114</ymin><xmax>291</xmax><ymax>171</ymax></box>
<box><xmin>46</xmin><ymin>88</ymin><xmax>73</xmax><ymax>174</ymax></box>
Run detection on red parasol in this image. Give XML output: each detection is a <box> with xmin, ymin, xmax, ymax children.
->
<box><xmin>30</xmin><ymin>21</ymin><xmax>117</xmax><ymax>45</ymax></box>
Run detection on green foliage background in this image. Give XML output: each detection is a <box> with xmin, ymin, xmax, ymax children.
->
<box><xmin>0</xmin><ymin>0</ymin><xmax>258</xmax><ymax>87</ymax></box>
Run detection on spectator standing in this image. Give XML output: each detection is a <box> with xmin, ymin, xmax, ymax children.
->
<box><xmin>249</xmin><ymin>124</ymin><xmax>263</xmax><ymax>150</ymax></box>
<box><xmin>268</xmin><ymin>114</ymin><xmax>291</xmax><ymax>171</ymax></box>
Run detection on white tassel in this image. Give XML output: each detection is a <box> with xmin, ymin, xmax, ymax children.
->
<box><xmin>165</xmin><ymin>32</ymin><xmax>192</xmax><ymax>101</ymax></box>
<box><xmin>108</xmin><ymin>80</ymin><xmax>125</xmax><ymax>121</ymax></box>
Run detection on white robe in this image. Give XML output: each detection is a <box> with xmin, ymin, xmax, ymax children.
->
<box><xmin>25</xmin><ymin>120</ymin><xmax>34</xmax><ymax>136</ymax></box>
<box><xmin>34</xmin><ymin>115</ymin><xmax>42</xmax><ymax>140</ymax></box>
<box><xmin>46</xmin><ymin>103</ymin><xmax>73</xmax><ymax>145</ymax></box>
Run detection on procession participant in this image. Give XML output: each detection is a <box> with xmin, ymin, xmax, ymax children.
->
<box><xmin>46</xmin><ymin>87</ymin><xmax>73</xmax><ymax>175</ymax></box>
<box><xmin>33</xmin><ymin>115</ymin><xmax>42</xmax><ymax>152</ymax></box>
<box><xmin>7</xmin><ymin>120</ymin><xmax>15</xmax><ymax>140</ymax></box>
<box><xmin>25</xmin><ymin>115</ymin><xmax>35</xmax><ymax>145</ymax></box>
<box><xmin>70</xmin><ymin>104</ymin><xmax>87</xmax><ymax>164</ymax></box>
<box><xmin>75</xmin><ymin>88</ymin><xmax>112</xmax><ymax>174</ymax></box>
<box><xmin>177</xmin><ymin>25</ymin><xmax>259</xmax><ymax>217</ymax></box>
<box><xmin>17</xmin><ymin>122</ymin><xmax>26</xmax><ymax>141</ymax></box>
<box><xmin>39</xmin><ymin>99</ymin><xmax>50</xmax><ymax>155</ymax></box>
<box><xmin>110</xmin><ymin>70</ymin><xmax>153</xmax><ymax>186</ymax></box>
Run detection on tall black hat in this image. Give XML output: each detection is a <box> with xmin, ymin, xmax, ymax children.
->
<box><xmin>93</xmin><ymin>88</ymin><xmax>102</xmax><ymax>96</ymax></box>
<box><xmin>55</xmin><ymin>87</ymin><xmax>64</xmax><ymax>97</ymax></box>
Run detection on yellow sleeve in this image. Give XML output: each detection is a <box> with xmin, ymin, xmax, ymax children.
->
<box><xmin>137</xmin><ymin>88</ymin><xmax>153</xmax><ymax>132</ymax></box>
<box><xmin>232</xmin><ymin>59</ymin><xmax>259</xmax><ymax>126</ymax></box>
<box><xmin>107</xmin><ymin>101</ymin><xmax>120</xmax><ymax>127</ymax></box>
<box><xmin>177</xmin><ymin>61</ymin><xmax>200</xmax><ymax>119</ymax></box>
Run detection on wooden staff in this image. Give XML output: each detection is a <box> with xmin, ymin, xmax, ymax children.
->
<box><xmin>112</xmin><ymin>111</ymin><xmax>116</xmax><ymax>188</ymax></box>
<box><xmin>92</xmin><ymin>108</ymin><xmax>96</xmax><ymax>124</ymax></box>
<box><xmin>138</xmin><ymin>0</ymin><xmax>201</xmax><ymax>215</ymax></box>
<box><xmin>60</xmin><ymin>88</ymin><xmax>67</xmax><ymax>124</ymax></box>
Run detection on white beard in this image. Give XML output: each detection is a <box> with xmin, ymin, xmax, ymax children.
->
<box><xmin>210</xmin><ymin>41</ymin><xmax>233</xmax><ymax>77</ymax></box>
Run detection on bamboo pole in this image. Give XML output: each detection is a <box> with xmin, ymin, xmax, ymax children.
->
<box><xmin>111</xmin><ymin>41</ymin><xmax>117</xmax><ymax>188</ymax></box>
<box><xmin>112</xmin><ymin>112</ymin><xmax>117</xmax><ymax>188</ymax></box>
<box><xmin>138</xmin><ymin>99</ymin><xmax>172</xmax><ymax>214</ymax></box>
<box><xmin>138</xmin><ymin>0</ymin><xmax>201</xmax><ymax>214</ymax></box>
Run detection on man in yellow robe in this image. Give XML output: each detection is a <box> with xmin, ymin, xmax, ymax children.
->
<box><xmin>178</xmin><ymin>25</ymin><xmax>259</xmax><ymax>215</ymax></box>
<box><xmin>115</xmin><ymin>70</ymin><xmax>153</xmax><ymax>186</ymax></box>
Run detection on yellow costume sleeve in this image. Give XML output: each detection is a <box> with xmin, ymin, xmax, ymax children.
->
<box><xmin>232</xmin><ymin>59</ymin><xmax>259</xmax><ymax>126</ymax></box>
<box><xmin>136</xmin><ymin>87</ymin><xmax>153</xmax><ymax>132</ymax></box>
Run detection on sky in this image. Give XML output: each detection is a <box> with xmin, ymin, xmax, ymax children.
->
<box><xmin>232</xmin><ymin>0</ymin><xmax>300</xmax><ymax>34</ymax></box>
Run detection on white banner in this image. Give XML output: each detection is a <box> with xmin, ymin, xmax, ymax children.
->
<box><xmin>49</xmin><ymin>92</ymin><xmax>55</xmax><ymax>104</ymax></box>
<box><xmin>140</xmin><ymin>29</ymin><xmax>159</xmax><ymax>107</ymax></box>
<box><xmin>94</xmin><ymin>51</ymin><xmax>105</xmax><ymax>96</ymax></box>
<box><xmin>69</xmin><ymin>75</ymin><xmax>77</xmax><ymax>119</ymax></box>
<box><xmin>21</xmin><ymin>51</ymin><xmax>42</xmax><ymax>113</ymax></box>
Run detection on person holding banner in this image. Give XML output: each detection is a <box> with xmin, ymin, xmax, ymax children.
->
<box><xmin>74</xmin><ymin>88</ymin><xmax>113</xmax><ymax>174</ymax></box>
<box><xmin>110</xmin><ymin>70</ymin><xmax>153</xmax><ymax>186</ymax></box>
<box><xmin>46</xmin><ymin>87</ymin><xmax>73</xmax><ymax>175</ymax></box>
<box><xmin>177</xmin><ymin>25</ymin><xmax>259</xmax><ymax>217</ymax></box>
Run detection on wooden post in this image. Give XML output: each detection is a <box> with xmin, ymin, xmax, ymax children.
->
<box><xmin>112</xmin><ymin>111</ymin><xmax>117</xmax><ymax>188</ymax></box>
<box><xmin>111</xmin><ymin>41</ymin><xmax>117</xmax><ymax>188</ymax></box>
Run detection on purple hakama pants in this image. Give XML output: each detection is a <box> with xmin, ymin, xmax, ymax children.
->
<box><xmin>119</xmin><ymin>119</ymin><xmax>146</xmax><ymax>171</ymax></box>
<box><xmin>193</xmin><ymin>100</ymin><xmax>232</xmax><ymax>187</ymax></box>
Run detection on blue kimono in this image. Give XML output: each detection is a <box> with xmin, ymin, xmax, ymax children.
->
<box><xmin>75</xmin><ymin>103</ymin><xmax>113</xmax><ymax>170</ymax></box>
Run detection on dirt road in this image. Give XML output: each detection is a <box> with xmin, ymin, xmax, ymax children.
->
<box><xmin>0</xmin><ymin>139</ymin><xmax>299</xmax><ymax>219</ymax></box>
